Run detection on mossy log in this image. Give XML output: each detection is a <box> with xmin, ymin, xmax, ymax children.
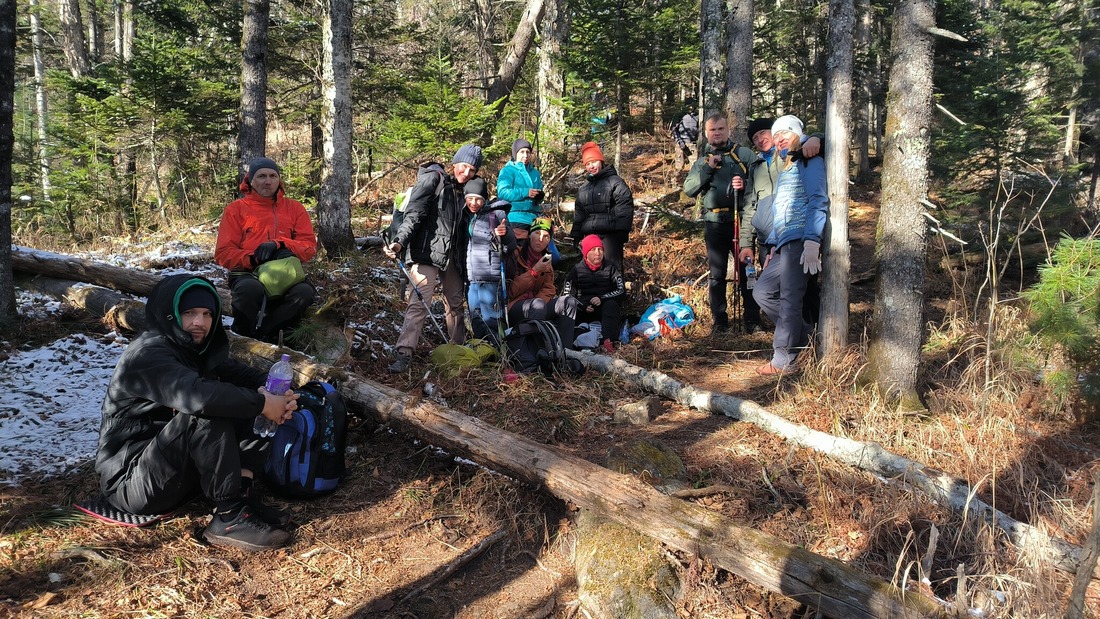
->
<box><xmin>566</xmin><ymin>349</ymin><xmax>1097</xmax><ymax>580</ymax></box>
<box><xmin>231</xmin><ymin>339</ymin><xmax>946</xmax><ymax>619</ymax></box>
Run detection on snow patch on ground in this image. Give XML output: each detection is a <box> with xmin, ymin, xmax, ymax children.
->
<box><xmin>0</xmin><ymin>333</ymin><xmax>129</xmax><ymax>486</ymax></box>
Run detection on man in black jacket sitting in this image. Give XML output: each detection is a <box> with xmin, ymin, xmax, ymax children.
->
<box><xmin>95</xmin><ymin>274</ymin><xmax>298</xmax><ymax>551</ymax></box>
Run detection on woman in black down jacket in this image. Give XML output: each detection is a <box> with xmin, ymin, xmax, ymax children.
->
<box><xmin>570</xmin><ymin>141</ymin><xmax>634</xmax><ymax>268</ymax></box>
<box><xmin>562</xmin><ymin>234</ymin><xmax>626</xmax><ymax>352</ymax></box>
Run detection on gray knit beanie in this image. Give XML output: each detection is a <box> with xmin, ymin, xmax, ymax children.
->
<box><xmin>247</xmin><ymin>157</ymin><xmax>281</xmax><ymax>180</ymax></box>
<box><xmin>451</xmin><ymin>144</ymin><xmax>483</xmax><ymax>170</ymax></box>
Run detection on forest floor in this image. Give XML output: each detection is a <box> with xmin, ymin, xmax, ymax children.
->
<box><xmin>2</xmin><ymin>135</ymin><xmax>1099</xmax><ymax>618</ymax></box>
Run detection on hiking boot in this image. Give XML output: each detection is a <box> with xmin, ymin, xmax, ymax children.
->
<box><xmin>387</xmin><ymin>350</ymin><xmax>412</xmax><ymax>373</ymax></box>
<box><xmin>203</xmin><ymin>507</ymin><xmax>292</xmax><ymax>552</ymax></box>
<box><xmin>248</xmin><ymin>495</ymin><xmax>292</xmax><ymax>528</ymax></box>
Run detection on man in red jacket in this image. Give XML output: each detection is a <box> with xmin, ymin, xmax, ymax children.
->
<box><xmin>215</xmin><ymin>157</ymin><xmax>318</xmax><ymax>342</ymax></box>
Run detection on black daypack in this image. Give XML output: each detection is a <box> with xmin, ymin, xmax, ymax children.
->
<box><xmin>264</xmin><ymin>381</ymin><xmax>348</xmax><ymax>499</ymax></box>
<box><xmin>384</xmin><ymin>162</ymin><xmax>446</xmax><ymax>245</ymax></box>
<box><xmin>505</xmin><ymin>320</ymin><xmax>583</xmax><ymax>377</ymax></box>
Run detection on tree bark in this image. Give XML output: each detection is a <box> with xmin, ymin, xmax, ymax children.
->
<box><xmin>699</xmin><ymin>0</ymin><xmax>725</xmax><ymax>116</ymax></box>
<box><xmin>853</xmin><ymin>0</ymin><xmax>872</xmax><ymax>181</ymax></box>
<box><xmin>229</xmin><ymin>340</ymin><xmax>946</xmax><ymax>619</ymax></box>
<box><xmin>723</xmin><ymin>0</ymin><xmax>752</xmax><ymax>142</ymax></box>
<box><xmin>563</xmin><ymin>349</ymin><xmax>1100</xmax><ymax>580</ymax></box>
<box><xmin>865</xmin><ymin>0</ymin><xmax>935</xmax><ymax>405</ymax></box>
<box><xmin>239</xmin><ymin>0</ymin><xmax>270</xmax><ymax>174</ymax></box>
<box><xmin>29</xmin><ymin>0</ymin><xmax>52</xmax><ymax>203</ymax></box>
<box><xmin>536</xmin><ymin>0</ymin><xmax>568</xmax><ymax>154</ymax></box>
<box><xmin>58</xmin><ymin>0</ymin><xmax>92</xmax><ymax>77</ymax></box>
<box><xmin>317</xmin><ymin>0</ymin><xmax>356</xmax><ymax>256</ymax></box>
<box><xmin>0</xmin><ymin>0</ymin><xmax>14</xmax><ymax>326</ymax></box>
<box><xmin>487</xmin><ymin>0</ymin><xmax>545</xmax><ymax>106</ymax></box>
<box><xmin>86</xmin><ymin>0</ymin><xmax>104</xmax><ymax>62</ymax></box>
<box><xmin>821</xmin><ymin>0</ymin><xmax>854</xmax><ymax>356</ymax></box>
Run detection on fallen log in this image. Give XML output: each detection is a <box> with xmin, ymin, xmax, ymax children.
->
<box><xmin>12</xmin><ymin>247</ymin><xmax>229</xmax><ymax>314</ymax></box>
<box><xmin>565</xmin><ymin>349</ymin><xmax>1096</xmax><ymax>580</ymax></box>
<box><xmin>230</xmin><ymin>339</ymin><xmax>946</xmax><ymax>619</ymax></box>
<box><xmin>16</xmin><ymin>274</ymin><xmax>148</xmax><ymax>332</ymax></box>
<box><xmin>12</xmin><ymin>245</ymin><xmax>232</xmax><ymax>310</ymax></box>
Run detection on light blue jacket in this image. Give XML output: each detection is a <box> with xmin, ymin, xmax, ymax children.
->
<box><xmin>766</xmin><ymin>156</ymin><xmax>828</xmax><ymax>250</ymax></box>
<box><xmin>496</xmin><ymin>160</ymin><xmax>544</xmax><ymax>228</ymax></box>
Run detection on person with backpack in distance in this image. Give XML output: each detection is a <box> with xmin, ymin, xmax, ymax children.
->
<box><xmin>571</xmin><ymin>142</ymin><xmax>634</xmax><ymax>269</ymax></box>
<box><xmin>671</xmin><ymin>106</ymin><xmax>699</xmax><ymax>167</ymax></box>
<box><xmin>683</xmin><ymin>112</ymin><xmax>756</xmax><ymax>335</ymax></box>
<box><xmin>457</xmin><ymin>178</ymin><xmax>515</xmax><ymax>341</ymax></box>
<box><xmin>751</xmin><ymin>115</ymin><xmax>828</xmax><ymax>375</ymax></box>
<box><xmin>95</xmin><ymin>274</ymin><xmax>299</xmax><ymax>551</ymax></box>
<box><xmin>506</xmin><ymin>216</ymin><xmax>578</xmax><ymax>350</ymax></box>
<box><xmin>744</xmin><ymin>117</ymin><xmax>823</xmax><ymax>332</ymax></box>
<box><xmin>384</xmin><ymin>144</ymin><xmax>483</xmax><ymax>373</ymax></box>
<box><xmin>214</xmin><ymin>157</ymin><xmax>318</xmax><ymax>344</ymax></box>
<box><xmin>562</xmin><ymin>234</ymin><xmax>626</xmax><ymax>353</ymax></box>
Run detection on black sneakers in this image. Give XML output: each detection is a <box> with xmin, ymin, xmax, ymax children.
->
<box><xmin>249</xmin><ymin>496</ymin><xmax>292</xmax><ymax>528</ymax></box>
<box><xmin>203</xmin><ymin>507</ymin><xmax>292</xmax><ymax>552</ymax></box>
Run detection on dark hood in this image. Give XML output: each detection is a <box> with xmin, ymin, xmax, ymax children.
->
<box><xmin>588</xmin><ymin>163</ymin><xmax>619</xmax><ymax>181</ymax></box>
<box><xmin>144</xmin><ymin>274</ymin><xmax>227</xmax><ymax>357</ymax></box>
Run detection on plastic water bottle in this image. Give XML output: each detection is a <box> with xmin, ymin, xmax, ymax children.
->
<box><xmin>255</xmin><ymin>354</ymin><xmax>292</xmax><ymax>438</ymax></box>
<box><xmin>744</xmin><ymin>258</ymin><xmax>757</xmax><ymax>290</ymax></box>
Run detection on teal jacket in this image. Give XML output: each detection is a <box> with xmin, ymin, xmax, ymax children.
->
<box><xmin>496</xmin><ymin>160</ymin><xmax>544</xmax><ymax>228</ymax></box>
<box><xmin>682</xmin><ymin>141</ymin><xmax>754</xmax><ymax>224</ymax></box>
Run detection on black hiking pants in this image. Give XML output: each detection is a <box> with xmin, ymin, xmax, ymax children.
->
<box><xmin>104</xmin><ymin>413</ymin><xmax>265</xmax><ymax>515</ymax></box>
<box><xmin>229</xmin><ymin>274</ymin><xmax>316</xmax><ymax>341</ymax></box>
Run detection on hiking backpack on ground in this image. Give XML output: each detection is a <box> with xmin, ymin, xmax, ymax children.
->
<box><xmin>505</xmin><ymin>320</ymin><xmax>582</xmax><ymax>377</ymax></box>
<box><xmin>264</xmin><ymin>380</ymin><xmax>348</xmax><ymax>499</ymax></box>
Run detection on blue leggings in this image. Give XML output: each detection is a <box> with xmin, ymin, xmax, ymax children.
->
<box><xmin>467</xmin><ymin>281</ymin><xmax>503</xmax><ymax>338</ymax></box>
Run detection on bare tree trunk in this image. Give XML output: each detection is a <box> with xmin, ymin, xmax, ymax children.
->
<box><xmin>723</xmin><ymin>0</ymin><xmax>752</xmax><ymax>142</ymax></box>
<box><xmin>536</xmin><ymin>0</ymin><xmax>568</xmax><ymax>153</ymax></box>
<box><xmin>29</xmin><ymin>0</ymin><xmax>52</xmax><ymax>203</ymax></box>
<box><xmin>853</xmin><ymin>0</ymin><xmax>872</xmax><ymax>181</ymax></box>
<box><xmin>0</xmin><ymin>0</ymin><xmax>14</xmax><ymax>326</ymax></box>
<box><xmin>821</xmin><ymin>0</ymin><xmax>853</xmax><ymax>356</ymax></box>
<box><xmin>317</xmin><ymin>0</ymin><xmax>355</xmax><ymax>256</ymax></box>
<box><xmin>865</xmin><ymin>0</ymin><xmax>935</xmax><ymax>407</ymax></box>
<box><xmin>699</xmin><ymin>0</ymin><xmax>725</xmax><ymax>116</ymax></box>
<box><xmin>487</xmin><ymin>0</ymin><xmax>545</xmax><ymax>106</ymax></box>
<box><xmin>58</xmin><ymin>0</ymin><xmax>92</xmax><ymax>77</ymax></box>
<box><xmin>239</xmin><ymin>0</ymin><xmax>270</xmax><ymax>176</ymax></box>
<box><xmin>86</xmin><ymin>0</ymin><xmax>104</xmax><ymax>62</ymax></box>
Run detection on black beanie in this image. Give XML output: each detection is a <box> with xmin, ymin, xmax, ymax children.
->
<box><xmin>179</xmin><ymin>286</ymin><xmax>218</xmax><ymax>313</ymax></box>
<box><xmin>747</xmin><ymin>118</ymin><xmax>775</xmax><ymax>140</ymax></box>
<box><xmin>511</xmin><ymin>139</ymin><xmax>533</xmax><ymax>161</ymax></box>
<box><xmin>463</xmin><ymin>177</ymin><xmax>488</xmax><ymax>199</ymax></box>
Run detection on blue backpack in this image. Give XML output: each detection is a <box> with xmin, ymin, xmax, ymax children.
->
<box><xmin>264</xmin><ymin>381</ymin><xmax>348</xmax><ymax>499</ymax></box>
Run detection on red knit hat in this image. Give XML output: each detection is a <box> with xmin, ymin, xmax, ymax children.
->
<box><xmin>580</xmin><ymin>234</ymin><xmax>604</xmax><ymax>270</ymax></box>
<box><xmin>581</xmin><ymin>142</ymin><xmax>604</xmax><ymax>165</ymax></box>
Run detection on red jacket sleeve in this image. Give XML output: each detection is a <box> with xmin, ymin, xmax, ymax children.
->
<box><xmin>214</xmin><ymin>200</ymin><xmax>252</xmax><ymax>271</ymax></box>
<box><xmin>278</xmin><ymin>198</ymin><xmax>318</xmax><ymax>263</ymax></box>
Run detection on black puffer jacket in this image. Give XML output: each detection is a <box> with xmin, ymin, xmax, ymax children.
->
<box><xmin>95</xmin><ymin>274</ymin><xmax>266</xmax><ymax>495</ymax></box>
<box><xmin>562</xmin><ymin>260</ymin><xmax>626</xmax><ymax>302</ymax></box>
<box><xmin>571</xmin><ymin>165</ymin><xmax>634</xmax><ymax>239</ymax></box>
<box><xmin>393</xmin><ymin>164</ymin><xmax>467</xmax><ymax>270</ymax></box>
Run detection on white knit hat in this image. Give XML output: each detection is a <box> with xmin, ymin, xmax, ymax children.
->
<box><xmin>770</xmin><ymin>115</ymin><xmax>804</xmax><ymax>137</ymax></box>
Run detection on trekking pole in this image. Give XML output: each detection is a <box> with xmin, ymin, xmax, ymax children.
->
<box><xmin>393</xmin><ymin>258</ymin><xmax>448</xmax><ymax>341</ymax></box>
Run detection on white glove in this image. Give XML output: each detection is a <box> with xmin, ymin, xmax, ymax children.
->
<box><xmin>800</xmin><ymin>240</ymin><xmax>821</xmax><ymax>275</ymax></box>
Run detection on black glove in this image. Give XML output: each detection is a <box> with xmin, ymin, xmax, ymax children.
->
<box><xmin>271</xmin><ymin>246</ymin><xmax>295</xmax><ymax>260</ymax></box>
<box><xmin>251</xmin><ymin>241</ymin><xmax>278</xmax><ymax>266</ymax></box>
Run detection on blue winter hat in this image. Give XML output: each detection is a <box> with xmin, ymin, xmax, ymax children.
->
<box><xmin>451</xmin><ymin>144</ymin><xmax>483</xmax><ymax>170</ymax></box>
